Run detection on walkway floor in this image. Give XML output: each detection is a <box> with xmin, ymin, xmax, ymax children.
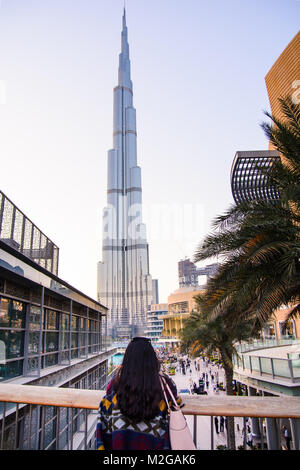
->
<box><xmin>171</xmin><ymin>359</ymin><xmax>245</xmax><ymax>450</ymax></box>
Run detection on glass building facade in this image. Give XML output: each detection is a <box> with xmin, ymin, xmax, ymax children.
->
<box><xmin>0</xmin><ymin>240</ymin><xmax>110</xmax><ymax>450</ymax></box>
<box><xmin>0</xmin><ymin>241</ymin><xmax>107</xmax><ymax>382</ymax></box>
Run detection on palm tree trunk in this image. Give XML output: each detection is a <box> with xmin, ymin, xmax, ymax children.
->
<box><xmin>222</xmin><ymin>357</ymin><xmax>236</xmax><ymax>450</ymax></box>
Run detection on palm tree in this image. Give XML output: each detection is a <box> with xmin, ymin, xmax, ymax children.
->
<box><xmin>180</xmin><ymin>296</ymin><xmax>260</xmax><ymax>450</ymax></box>
<box><xmin>194</xmin><ymin>97</ymin><xmax>300</xmax><ymax>327</ymax></box>
<box><xmin>179</xmin><ymin>97</ymin><xmax>299</xmax><ymax>449</ymax></box>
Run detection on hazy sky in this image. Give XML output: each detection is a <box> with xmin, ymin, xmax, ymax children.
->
<box><xmin>0</xmin><ymin>0</ymin><xmax>299</xmax><ymax>303</ymax></box>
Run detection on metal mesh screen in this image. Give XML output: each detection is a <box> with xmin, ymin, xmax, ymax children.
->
<box><xmin>0</xmin><ymin>191</ymin><xmax>59</xmax><ymax>276</ymax></box>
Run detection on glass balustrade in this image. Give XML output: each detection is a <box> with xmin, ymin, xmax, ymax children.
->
<box><xmin>272</xmin><ymin>358</ymin><xmax>291</xmax><ymax>378</ymax></box>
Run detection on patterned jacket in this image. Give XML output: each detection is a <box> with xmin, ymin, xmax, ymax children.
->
<box><xmin>96</xmin><ymin>375</ymin><xmax>182</xmax><ymax>450</ymax></box>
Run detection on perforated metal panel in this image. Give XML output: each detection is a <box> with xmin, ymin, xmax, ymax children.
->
<box><xmin>0</xmin><ymin>191</ymin><xmax>59</xmax><ymax>276</ymax></box>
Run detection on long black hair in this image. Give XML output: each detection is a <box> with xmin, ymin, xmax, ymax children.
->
<box><xmin>114</xmin><ymin>337</ymin><xmax>165</xmax><ymax>423</ymax></box>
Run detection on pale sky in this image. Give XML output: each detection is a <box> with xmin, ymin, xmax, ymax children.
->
<box><xmin>0</xmin><ymin>0</ymin><xmax>299</xmax><ymax>303</ymax></box>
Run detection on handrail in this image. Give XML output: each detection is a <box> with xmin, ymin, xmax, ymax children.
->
<box><xmin>1</xmin><ymin>383</ymin><xmax>300</xmax><ymax>418</ymax></box>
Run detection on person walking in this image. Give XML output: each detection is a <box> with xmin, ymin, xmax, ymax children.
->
<box><xmin>96</xmin><ymin>337</ymin><xmax>182</xmax><ymax>450</ymax></box>
<box><xmin>220</xmin><ymin>416</ymin><xmax>225</xmax><ymax>432</ymax></box>
<box><xmin>247</xmin><ymin>430</ymin><xmax>253</xmax><ymax>448</ymax></box>
<box><xmin>214</xmin><ymin>417</ymin><xmax>219</xmax><ymax>434</ymax></box>
<box><xmin>282</xmin><ymin>426</ymin><xmax>292</xmax><ymax>450</ymax></box>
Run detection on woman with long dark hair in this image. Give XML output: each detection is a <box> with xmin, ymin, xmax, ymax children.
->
<box><xmin>96</xmin><ymin>337</ymin><xmax>182</xmax><ymax>450</ymax></box>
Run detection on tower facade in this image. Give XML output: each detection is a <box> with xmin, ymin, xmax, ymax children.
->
<box><xmin>265</xmin><ymin>31</ymin><xmax>300</xmax><ymax>123</ymax></box>
<box><xmin>97</xmin><ymin>10</ymin><xmax>155</xmax><ymax>339</ymax></box>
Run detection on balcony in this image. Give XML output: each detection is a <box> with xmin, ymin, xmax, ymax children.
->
<box><xmin>1</xmin><ymin>383</ymin><xmax>300</xmax><ymax>450</ymax></box>
<box><xmin>233</xmin><ymin>339</ymin><xmax>300</xmax><ymax>389</ymax></box>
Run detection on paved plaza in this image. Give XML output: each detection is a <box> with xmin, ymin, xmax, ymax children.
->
<box><xmin>171</xmin><ymin>359</ymin><xmax>245</xmax><ymax>450</ymax></box>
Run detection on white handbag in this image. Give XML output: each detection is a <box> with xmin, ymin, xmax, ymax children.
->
<box><xmin>160</xmin><ymin>376</ymin><xmax>196</xmax><ymax>450</ymax></box>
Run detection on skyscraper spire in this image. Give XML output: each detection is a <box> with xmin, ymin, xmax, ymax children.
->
<box><xmin>97</xmin><ymin>10</ymin><xmax>156</xmax><ymax>340</ymax></box>
<box><xmin>123</xmin><ymin>4</ymin><xmax>126</xmax><ymax>29</ymax></box>
<box><xmin>119</xmin><ymin>4</ymin><xmax>131</xmax><ymax>89</ymax></box>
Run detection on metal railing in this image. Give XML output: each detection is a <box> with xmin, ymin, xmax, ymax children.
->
<box><xmin>235</xmin><ymin>338</ymin><xmax>300</xmax><ymax>353</ymax></box>
<box><xmin>234</xmin><ymin>339</ymin><xmax>300</xmax><ymax>382</ymax></box>
<box><xmin>1</xmin><ymin>383</ymin><xmax>300</xmax><ymax>450</ymax></box>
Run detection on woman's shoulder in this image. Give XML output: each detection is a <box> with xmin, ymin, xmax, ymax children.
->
<box><xmin>99</xmin><ymin>377</ymin><xmax>118</xmax><ymax>412</ymax></box>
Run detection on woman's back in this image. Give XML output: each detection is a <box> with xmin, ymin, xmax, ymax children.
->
<box><xmin>96</xmin><ymin>373</ymin><xmax>181</xmax><ymax>450</ymax></box>
<box><xmin>96</xmin><ymin>337</ymin><xmax>182</xmax><ymax>451</ymax></box>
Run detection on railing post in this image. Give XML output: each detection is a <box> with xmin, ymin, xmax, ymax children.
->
<box><xmin>243</xmin><ymin>417</ymin><xmax>247</xmax><ymax>449</ymax></box>
<box><xmin>70</xmin><ymin>407</ymin><xmax>74</xmax><ymax>451</ymax></box>
<box><xmin>271</xmin><ymin>358</ymin><xmax>275</xmax><ymax>379</ymax></box>
<box><xmin>259</xmin><ymin>418</ymin><xmax>265</xmax><ymax>449</ymax></box>
<box><xmin>192</xmin><ymin>415</ymin><xmax>197</xmax><ymax>448</ymax></box>
<box><xmin>84</xmin><ymin>408</ymin><xmax>88</xmax><ymax>450</ymax></box>
<box><xmin>34</xmin><ymin>405</ymin><xmax>40</xmax><ymax>450</ymax></box>
<box><xmin>28</xmin><ymin>404</ymin><xmax>33</xmax><ymax>450</ymax></box>
<box><xmin>40</xmin><ymin>405</ymin><xmax>45</xmax><ymax>450</ymax></box>
<box><xmin>14</xmin><ymin>403</ymin><xmax>19</xmax><ymax>449</ymax></box>
<box><xmin>56</xmin><ymin>407</ymin><xmax>60</xmax><ymax>450</ymax></box>
<box><xmin>210</xmin><ymin>416</ymin><xmax>214</xmax><ymax>450</ymax></box>
<box><xmin>289</xmin><ymin>418</ymin><xmax>300</xmax><ymax>450</ymax></box>
<box><xmin>1</xmin><ymin>402</ymin><xmax>6</xmax><ymax>449</ymax></box>
<box><xmin>288</xmin><ymin>360</ymin><xmax>294</xmax><ymax>383</ymax></box>
<box><xmin>265</xmin><ymin>418</ymin><xmax>280</xmax><ymax>449</ymax></box>
<box><xmin>259</xmin><ymin>357</ymin><xmax>262</xmax><ymax>376</ymax></box>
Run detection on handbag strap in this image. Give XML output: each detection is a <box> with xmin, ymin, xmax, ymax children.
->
<box><xmin>159</xmin><ymin>375</ymin><xmax>180</xmax><ymax>411</ymax></box>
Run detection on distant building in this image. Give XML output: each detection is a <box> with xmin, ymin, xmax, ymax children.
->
<box><xmin>160</xmin><ymin>286</ymin><xmax>205</xmax><ymax>347</ymax></box>
<box><xmin>145</xmin><ymin>303</ymin><xmax>167</xmax><ymax>343</ymax></box>
<box><xmin>178</xmin><ymin>258</ymin><xmax>219</xmax><ymax>288</ymax></box>
<box><xmin>97</xmin><ymin>9</ymin><xmax>156</xmax><ymax>340</ymax></box>
<box><xmin>152</xmin><ymin>279</ymin><xmax>159</xmax><ymax>305</ymax></box>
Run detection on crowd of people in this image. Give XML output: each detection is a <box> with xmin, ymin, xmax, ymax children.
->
<box><xmin>171</xmin><ymin>354</ymin><xmax>224</xmax><ymax>394</ymax></box>
<box><xmin>157</xmin><ymin>350</ymin><xmax>259</xmax><ymax>450</ymax></box>
<box><xmin>100</xmin><ymin>343</ymin><xmax>293</xmax><ymax>451</ymax></box>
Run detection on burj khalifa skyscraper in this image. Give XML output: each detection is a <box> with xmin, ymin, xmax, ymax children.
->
<box><xmin>97</xmin><ymin>9</ymin><xmax>158</xmax><ymax>339</ymax></box>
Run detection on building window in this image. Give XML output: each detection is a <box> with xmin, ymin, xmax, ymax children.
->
<box><xmin>0</xmin><ymin>296</ymin><xmax>26</xmax><ymax>381</ymax></box>
<box><xmin>0</xmin><ymin>286</ymin><xmax>104</xmax><ymax>381</ymax></box>
<box><xmin>279</xmin><ymin>320</ymin><xmax>295</xmax><ymax>339</ymax></box>
<box><xmin>61</xmin><ymin>313</ymin><xmax>70</xmax><ymax>352</ymax></box>
<box><xmin>70</xmin><ymin>314</ymin><xmax>80</xmax><ymax>359</ymax></box>
<box><xmin>42</xmin><ymin>309</ymin><xmax>60</xmax><ymax>368</ymax></box>
<box><xmin>263</xmin><ymin>323</ymin><xmax>276</xmax><ymax>339</ymax></box>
